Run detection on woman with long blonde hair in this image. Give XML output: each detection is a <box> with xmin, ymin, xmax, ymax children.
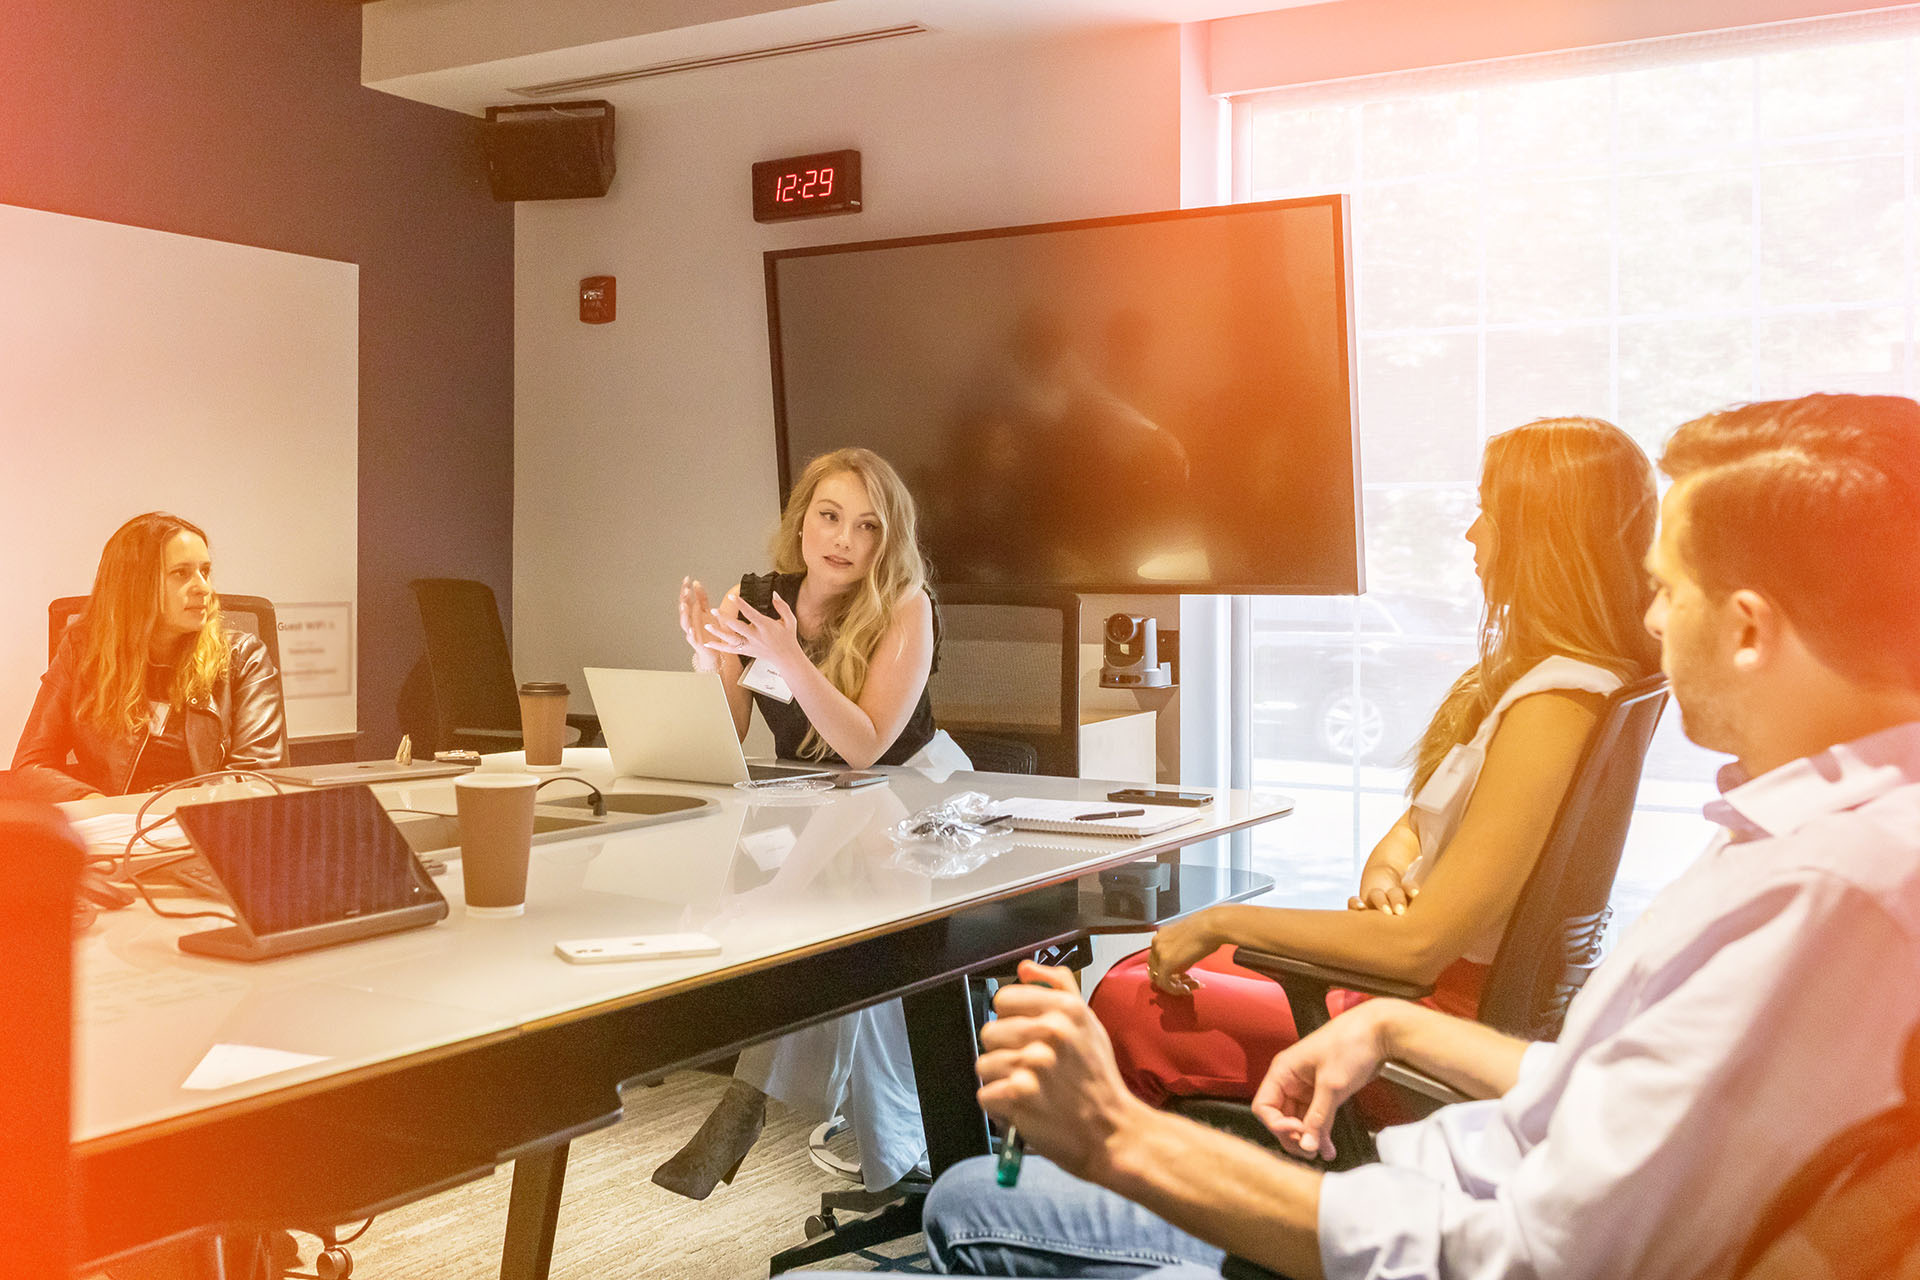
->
<box><xmin>1090</xmin><ymin>417</ymin><xmax>1659</xmax><ymax>1106</ymax></box>
<box><xmin>676</xmin><ymin>446</ymin><xmax>951</xmax><ymax>769</ymax></box>
<box><xmin>657</xmin><ymin>448</ymin><xmax>966</xmax><ymax>1201</ymax></box>
<box><xmin>13</xmin><ymin>512</ymin><xmax>287</xmax><ymax>801</ymax></box>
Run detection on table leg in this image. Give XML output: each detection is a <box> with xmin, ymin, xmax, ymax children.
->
<box><xmin>500</xmin><ymin>1141</ymin><xmax>569</xmax><ymax>1280</ymax></box>
<box><xmin>902</xmin><ymin>977</ymin><xmax>992</xmax><ymax>1176</ymax></box>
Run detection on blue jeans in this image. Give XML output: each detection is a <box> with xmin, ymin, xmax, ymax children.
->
<box><xmin>922</xmin><ymin>1154</ymin><xmax>1227</xmax><ymax>1277</ymax></box>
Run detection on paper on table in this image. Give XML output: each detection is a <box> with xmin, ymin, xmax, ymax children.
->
<box><xmin>68</xmin><ymin>811</ymin><xmax>185</xmax><ymax>849</ymax></box>
<box><xmin>181</xmin><ymin>1043</ymin><xmax>329</xmax><ymax>1091</ymax></box>
<box><xmin>993</xmin><ymin>798</ymin><xmax>1203</xmax><ymax>837</ymax></box>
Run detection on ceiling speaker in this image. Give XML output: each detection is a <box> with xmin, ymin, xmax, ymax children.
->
<box><xmin>480</xmin><ymin>101</ymin><xmax>615</xmax><ymax>202</ymax></box>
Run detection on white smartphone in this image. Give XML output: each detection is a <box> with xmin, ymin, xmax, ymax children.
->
<box><xmin>554</xmin><ymin>932</ymin><xmax>723</xmax><ymax>964</ymax></box>
<box><xmin>832</xmin><ymin>771</ymin><xmax>888</xmax><ymax>788</ymax></box>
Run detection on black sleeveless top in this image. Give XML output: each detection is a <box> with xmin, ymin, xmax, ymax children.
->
<box><xmin>742</xmin><ymin>572</ymin><xmax>939</xmax><ymax>767</ymax></box>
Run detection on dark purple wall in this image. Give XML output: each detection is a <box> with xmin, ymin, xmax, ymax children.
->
<box><xmin>2</xmin><ymin>0</ymin><xmax>514</xmax><ymax>753</ymax></box>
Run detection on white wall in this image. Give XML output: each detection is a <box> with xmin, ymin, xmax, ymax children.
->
<box><xmin>1208</xmin><ymin>0</ymin><xmax>1914</xmax><ymax>95</ymax></box>
<box><xmin>0</xmin><ymin>205</ymin><xmax>359</xmax><ymax>747</ymax></box>
<box><xmin>511</xmin><ymin>25</ymin><xmax>1187</xmax><ymax>707</ymax></box>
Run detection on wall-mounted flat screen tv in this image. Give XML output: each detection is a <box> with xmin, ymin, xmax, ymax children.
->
<box><xmin>765</xmin><ymin>195</ymin><xmax>1361</xmax><ymax>594</ymax></box>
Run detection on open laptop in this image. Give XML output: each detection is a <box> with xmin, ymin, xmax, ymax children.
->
<box><xmin>583</xmin><ymin>667</ymin><xmax>833</xmax><ymax>785</ymax></box>
<box><xmin>170</xmin><ymin>785</ymin><xmax>449</xmax><ymax>961</ymax></box>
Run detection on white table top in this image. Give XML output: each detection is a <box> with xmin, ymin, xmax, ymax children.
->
<box><xmin>71</xmin><ymin>751</ymin><xmax>1290</xmax><ymax>1148</ymax></box>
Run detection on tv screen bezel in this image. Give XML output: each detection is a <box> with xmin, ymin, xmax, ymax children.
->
<box><xmin>763</xmin><ymin>193</ymin><xmax>1363</xmax><ymax>596</ymax></box>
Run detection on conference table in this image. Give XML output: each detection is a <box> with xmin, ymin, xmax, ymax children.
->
<box><xmin>71</xmin><ymin>752</ymin><xmax>1291</xmax><ymax>1276</ymax></box>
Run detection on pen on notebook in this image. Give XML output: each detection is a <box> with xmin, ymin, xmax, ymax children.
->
<box><xmin>1072</xmin><ymin>808</ymin><xmax>1146</xmax><ymax>822</ymax></box>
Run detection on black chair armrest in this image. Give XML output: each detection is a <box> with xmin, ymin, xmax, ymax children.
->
<box><xmin>1378</xmin><ymin>1060</ymin><xmax>1472</xmax><ymax>1107</ymax></box>
<box><xmin>1221</xmin><ymin>1256</ymin><xmax>1291</xmax><ymax>1280</ymax></box>
<box><xmin>452</xmin><ymin>726</ymin><xmax>524</xmax><ymax>743</ymax></box>
<box><xmin>1165</xmin><ymin>1097</ymin><xmax>1283</xmax><ymax>1149</ymax></box>
<box><xmin>453</xmin><ymin>723</ymin><xmax>597</xmax><ymax>750</ymax></box>
<box><xmin>1231</xmin><ymin>948</ymin><xmax>1436</xmax><ymax>1003</ymax></box>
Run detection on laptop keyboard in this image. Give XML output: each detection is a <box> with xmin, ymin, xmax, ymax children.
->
<box><xmin>747</xmin><ymin>763</ymin><xmax>832</xmax><ymax>782</ymax></box>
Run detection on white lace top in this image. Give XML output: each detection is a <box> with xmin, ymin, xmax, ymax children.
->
<box><xmin>1402</xmin><ymin>655</ymin><xmax>1624</xmax><ymax>965</ymax></box>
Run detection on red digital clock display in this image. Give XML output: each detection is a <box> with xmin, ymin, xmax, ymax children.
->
<box><xmin>753</xmin><ymin>149</ymin><xmax>862</xmax><ymax>222</ymax></box>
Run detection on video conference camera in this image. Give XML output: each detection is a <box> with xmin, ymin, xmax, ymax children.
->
<box><xmin>1101</xmin><ymin>613</ymin><xmax>1175</xmax><ymax>689</ymax></box>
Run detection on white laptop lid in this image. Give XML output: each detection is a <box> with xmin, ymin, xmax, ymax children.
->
<box><xmin>585</xmin><ymin>668</ymin><xmax>754</xmax><ymax>784</ymax></box>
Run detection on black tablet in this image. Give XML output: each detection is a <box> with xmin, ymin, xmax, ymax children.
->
<box><xmin>172</xmin><ymin>785</ymin><xmax>447</xmax><ymax>960</ymax></box>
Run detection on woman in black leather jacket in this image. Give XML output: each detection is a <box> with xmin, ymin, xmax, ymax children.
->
<box><xmin>11</xmin><ymin>512</ymin><xmax>287</xmax><ymax>802</ymax></box>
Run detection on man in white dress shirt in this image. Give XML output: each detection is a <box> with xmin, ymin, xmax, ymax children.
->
<box><xmin>813</xmin><ymin>394</ymin><xmax>1920</xmax><ymax>1280</ymax></box>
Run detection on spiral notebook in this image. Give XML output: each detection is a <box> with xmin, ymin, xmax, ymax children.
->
<box><xmin>995</xmin><ymin>797</ymin><xmax>1203</xmax><ymax>838</ymax></box>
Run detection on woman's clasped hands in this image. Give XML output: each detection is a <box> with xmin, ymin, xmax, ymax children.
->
<box><xmin>701</xmin><ymin>588</ymin><xmax>807</xmax><ymax>671</ymax></box>
<box><xmin>1348</xmin><ymin>867</ymin><xmax>1418</xmax><ymax>916</ymax></box>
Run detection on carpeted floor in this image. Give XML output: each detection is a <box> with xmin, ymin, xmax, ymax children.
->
<box><xmin>334</xmin><ymin>1071</ymin><xmax>927</xmax><ymax>1278</ymax></box>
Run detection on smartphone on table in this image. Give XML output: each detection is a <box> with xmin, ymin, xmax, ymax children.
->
<box><xmin>1105</xmin><ymin>787</ymin><xmax>1212</xmax><ymax>807</ymax></box>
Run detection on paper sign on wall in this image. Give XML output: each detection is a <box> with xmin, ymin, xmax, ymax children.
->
<box><xmin>276</xmin><ymin>602</ymin><xmax>353</xmax><ymax>700</ymax></box>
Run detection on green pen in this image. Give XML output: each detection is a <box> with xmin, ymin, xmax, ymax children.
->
<box><xmin>996</xmin><ymin>1124</ymin><xmax>1025</xmax><ymax>1187</ymax></box>
<box><xmin>995</xmin><ymin>971</ymin><xmax>1028</xmax><ymax>1187</ymax></box>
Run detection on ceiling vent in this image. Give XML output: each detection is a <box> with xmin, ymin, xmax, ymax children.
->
<box><xmin>508</xmin><ymin>23</ymin><xmax>930</xmax><ymax>97</ymax></box>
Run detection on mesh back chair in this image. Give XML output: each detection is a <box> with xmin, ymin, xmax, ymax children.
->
<box><xmin>946</xmin><ymin>730</ymin><xmax>1038</xmax><ymax>775</ymax></box>
<box><xmin>1179</xmin><ymin>674</ymin><xmax>1670</xmax><ymax>1170</ymax></box>
<box><xmin>410</xmin><ymin>578</ymin><xmax>598</xmax><ymax>755</ymax></box>
<box><xmin>926</xmin><ymin>587</ymin><xmax>1079</xmax><ymax>777</ymax></box>
<box><xmin>50</xmin><ymin>594</ymin><xmax>281</xmax><ymax>671</ymax></box>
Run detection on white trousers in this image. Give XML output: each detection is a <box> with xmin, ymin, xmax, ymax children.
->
<box><xmin>736</xmin><ymin>998</ymin><xmax>927</xmax><ymax>1191</ymax></box>
<box><xmin>735</xmin><ymin>730</ymin><xmax>973</xmax><ymax>1191</ymax></box>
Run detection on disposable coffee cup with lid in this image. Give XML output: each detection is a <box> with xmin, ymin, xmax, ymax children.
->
<box><xmin>518</xmin><ymin>681</ymin><xmax>571</xmax><ymax>768</ymax></box>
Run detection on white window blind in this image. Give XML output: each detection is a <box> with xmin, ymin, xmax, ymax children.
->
<box><xmin>1226</xmin><ymin>9</ymin><xmax>1920</xmax><ymax>931</ymax></box>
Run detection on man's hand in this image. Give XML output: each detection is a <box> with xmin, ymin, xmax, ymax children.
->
<box><xmin>975</xmin><ymin>960</ymin><xmax>1147</xmax><ymax>1182</ymax></box>
<box><xmin>1252</xmin><ymin>1000</ymin><xmax>1399</xmax><ymax>1162</ymax></box>
<box><xmin>982</xmin><ymin>960</ymin><xmax>1334</xmax><ymax>1280</ymax></box>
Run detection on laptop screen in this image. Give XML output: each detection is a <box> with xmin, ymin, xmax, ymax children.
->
<box><xmin>173</xmin><ymin>786</ymin><xmax>443</xmax><ymax>937</ymax></box>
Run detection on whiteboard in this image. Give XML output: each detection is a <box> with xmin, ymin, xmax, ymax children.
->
<box><xmin>0</xmin><ymin>203</ymin><xmax>358</xmax><ymax>750</ymax></box>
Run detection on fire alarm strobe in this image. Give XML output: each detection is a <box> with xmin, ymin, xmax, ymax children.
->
<box><xmin>580</xmin><ymin>276</ymin><xmax>615</xmax><ymax>324</ymax></box>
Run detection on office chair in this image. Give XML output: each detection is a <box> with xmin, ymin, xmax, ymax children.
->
<box><xmin>0</xmin><ymin>786</ymin><xmax>83</xmax><ymax>1278</ymax></box>
<box><xmin>1732</xmin><ymin>1024</ymin><xmax>1920</xmax><ymax>1280</ymax></box>
<box><xmin>50</xmin><ymin>594</ymin><xmax>282</xmax><ymax>671</ymax></box>
<box><xmin>1175</xmin><ymin>674</ymin><xmax>1671</xmax><ymax>1170</ymax></box>
<box><xmin>1231</xmin><ymin>1022</ymin><xmax>1920</xmax><ymax>1280</ymax></box>
<box><xmin>946</xmin><ymin>730</ymin><xmax>1038</xmax><ymax>775</ymax></box>
<box><xmin>409</xmin><ymin>578</ymin><xmax>599</xmax><ymax>755</ymax></box>
<box><xmin>927</xmin><ymin>586</ymin><xmax>1080</xmax><ymax>777</ymax></box>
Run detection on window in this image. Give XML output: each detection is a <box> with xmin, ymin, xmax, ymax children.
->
<box><xmin>1228</xmin><ymin>15</ymin><xmax>1920</xmax><ymax>938</ymax></box>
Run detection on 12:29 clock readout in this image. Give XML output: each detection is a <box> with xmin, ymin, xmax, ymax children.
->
<box><xmin>775</xmin><ymin>167</ymin><xmax>835</xmax><ymax>202</ymax></box>
<box><xmin>752</xmin><ymin>149</ymin><xmax>862</xmax><ymax>222</ymax></box>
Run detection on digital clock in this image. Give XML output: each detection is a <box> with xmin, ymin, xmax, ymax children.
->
<box><xmin>752</xmin><ymin>149</ymin><xmax>862</xmax><ymax>222</ymax></box>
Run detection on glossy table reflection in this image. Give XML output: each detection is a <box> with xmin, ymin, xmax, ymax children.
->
<box><xmin>72</xmin><ymin>752</ymin><xmax>1289</xmax><ymax>1273</ymax></box>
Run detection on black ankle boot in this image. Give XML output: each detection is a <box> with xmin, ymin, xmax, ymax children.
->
<box><xmin>651</xmin><ymin>1080</ymin><xmax>768</xmax><ymax>1200</ymax></box>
